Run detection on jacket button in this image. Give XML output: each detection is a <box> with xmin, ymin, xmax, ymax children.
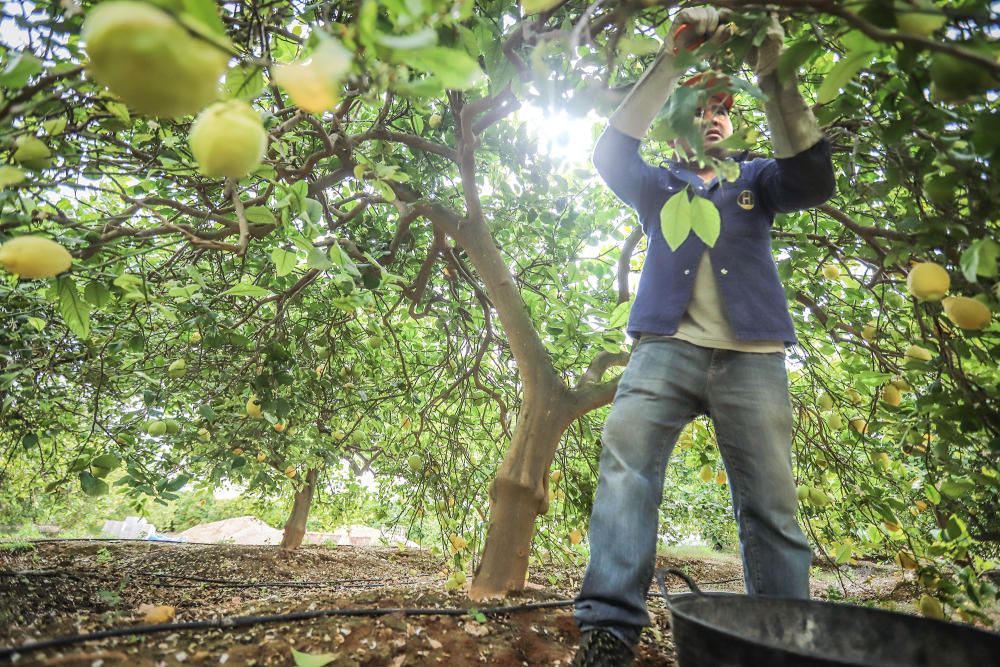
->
<box><xmin>720</xmin><ymin>268</ymin><xmax>728</xmax><ymax>275</ymax></box>
<box><xmin>684</xmin><ymin>269</ymin><xmax>691</xmax><ymax>275</ymax></box>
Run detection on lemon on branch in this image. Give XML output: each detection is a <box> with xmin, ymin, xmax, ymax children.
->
<box><xmin>188</xmin><ymin>100</ymin><xmax>267</xmax><ymax>178</ymax></box>
<box><xmin>273</xmin><ymin>34</ymin><xmax>353</xmax><ymax>113</ymax></box>
<box><xmin>0</xmin><ymin>235</ymin><xmax>72</xmax><ymax>279</ymax></box>
<box><xmin>82</xmin><ymin>1</ymin><xmax>229</xmax><ymax>118</ymax></box>
<box><xmin>246</xmin><ymin>394</ymin><xmax>262</xmax><ymax>418</ymax></box>
<box><xmin>941</xmin><ymin>296</ymin><xmax>991</xmax><ymax>330</ymax></box>
<box><xmin>906</xmin><ymin>261</ymin><xmax>950</xmax><ymax>301</ymax></box>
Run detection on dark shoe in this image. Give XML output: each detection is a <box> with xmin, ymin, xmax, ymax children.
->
<box><xmin>571</xmin><ymin>628</ymin><xmax>635</xmax><ymax>667</ymax></box>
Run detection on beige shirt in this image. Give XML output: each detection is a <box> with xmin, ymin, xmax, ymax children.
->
<box><xmin>662</xmin><ymin>252</ymin><xmax>785</xmax><ymax>353</ymax></box>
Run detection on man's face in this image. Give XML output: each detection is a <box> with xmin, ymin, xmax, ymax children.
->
<box><xmin>698</xmin><ymin>101</ymin><xmax>733</xmax><ymax>158</ymax></box>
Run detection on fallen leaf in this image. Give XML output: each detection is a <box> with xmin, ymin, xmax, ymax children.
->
<box><xmin>427</xmin><ymin>637</ymin><xmax>443</xmax><ymax>649</ymax></box>
<box><xmin>463</xmin><ymin>621</ymin><xmax>490</xmax><ymax>637</ymax></box>
<box><xmin>290</xmin><ymin>648</ymin><xmax>338</xmax><ymax>667</ymax></box>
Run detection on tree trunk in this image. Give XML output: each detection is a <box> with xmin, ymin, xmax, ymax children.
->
<box><xmin>281</xmin><ymin>468</ymin><xmax>317</xmax><ymax>550</ymax></box>
<box><xmin>470</xmin><ymin>391</ymin><xmax>574</xmax><ymax>600</ymax></box>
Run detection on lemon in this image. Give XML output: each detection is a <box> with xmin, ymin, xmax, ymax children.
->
<box><xmin>904</xmin><ymin>344</ymin><xmax>934</xmax><ymax>365</ymax></box>
<box><xmin>284</xmin><ymin>465</ymin><xmax>296</xmax><ymax>478</ymax></box>
<box><xmin>698</xmin><ymin>464</ymin><xmax>713</xmax><ymax>483</ymax></box>
<box><xmin>715</xmin><ymin>469</ymin><xmax>727</xmax><ymax>485</ymax></box>
<box><xmin>164</xmin><ymin>419</ymin><xmax>180</xmax><ymax>434</ymax></box>
<box><xmin>273</xmin><ymin>422</ymin><xmax>286</xmax><ymax>432</ymax></box>
<box><xmin>906</xmin><ymin>262</ymin><xmax>950</xmax><ymax>301</ymax></box>
<box><xmin>407</xmin><ymin>454</ymin><xmax>422</xmax><ymax>472</ymax></box>
<box><xmin>82</xmin><ymin>1</ymin><xmax>229</xmax><ymax>117</ymax></box>
<box><xmin>147</xmin><ymin>420</ymin><xmax>167</xmax><ymax>436</ymax></box>
<box><xmin>257</xmin><ymin>452</ymin><xmax>267</xmax><ymax>462</ymax></box>
<box><xmin>850</xmin><ymin>418</ymin><xmax>868</xmax><ymax>435</ymax></box>
<box><xmin>190</xmin><ymin>331</ymin><xmax>202</xmax><ymax>343</ymax></box>
<box><xmin>246</xmin><ymin>395</ymin><xmax>262</xmax><ymax>418</ymax></box>
<box><xmin>428</xmin><ymin>113</ymin><xmax>442</xmax><ymax>129</ymax></box>
<box><xmin>12</xmin><ymin>136</ymin><xmax>52</xmax><ymax>169</ymax></box>
<box><xmin>890</xmin><ymin>376</ymin><xmax>911</xmax><ymax>391</ymax></box>
<box><xmin>550</xmin><ymin>469</ymin><xmax>563</xmax><ymax>485</ymax></box>
<box><xmin>0</xmin><ymin>235</ymin><xmax>73</xmax><ymax>279</ymax></box>
<box><xmin>569</xmin><ymin>529</ymin><xmax>583</xmax><ymax>545</ymax></box>
<box><xmin>273</xmin><ymin>36</ymin><xmax>353</xmax><ymax>113</ymax></box>
<box><xmin>919</xmin><ymin>594</ymin><xmax>945</xmax><ymax>619</ymax></box>
<box><xmin>895</xmin><ymin>550</ymin><xmax>919</xmax><ymax>570</ymax></box>
<box><xmin>808</xmin><ymin>487</ymin><xmax>831</xmax><ymax>507</ymax></box>
<box><xmin>332</xmin><ymin>429</ymin><xmax>346</xmax><ymax>440</ymax></box>
<box><xmin>826</xmin><ymin>412</ymin><xmax>845</xmax><ymax>430</ymax></box>
<box><xmin>817</xmin><ymin>392</ymin><xmax>834</xmax><ymax>411</ymax></box>
<box><xmin>822</xmin><ymin>264</ymin><xmax>840</xmax><ymax>280</ymax></box>
<box><xmin>197</xmin><ymin>427</ymin><xmax>211</xmax><ymax>442</ymax></box>
<box><xmin>796</xmin><ymin>485</ymin><xmax>810</xmax><ymax>502</ymax></box>
<box><xmin>876</xmin><ymin>452</ymin><xmax>892</xmax><ymax>470</ymax></box>
<box><xmin>232</xmin><ymin>447</ymin><xmax>243</xmax><ymax>455</ymax></box>
<box><xmin>861</xmin><ymin>322</ymin><xmax>877</xmax><ymax>342</ymax></box>
<box><xmin>941</xmin><ymin>296</ymin><xmax>991</xmax><ymax>330</ymax></box>
<box><xmin>168</xmin><ymin>358</ymin><xmax>186</xmax><ymax>378</ymax></box>
<box><xmin>188</xmin><ymin>100</ymin><xmax>267</xmax><ymax>178</ymax></box>
<box><xmin>881</xmin><ymin>384</ymin><xmax>902</xmax><ymax>407</ymax></box>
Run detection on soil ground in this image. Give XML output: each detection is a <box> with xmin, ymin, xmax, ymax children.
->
<box><xmin>0</xmin><ymin>540</ymin><xmax>943</xmax><ymax>666</ymax></box>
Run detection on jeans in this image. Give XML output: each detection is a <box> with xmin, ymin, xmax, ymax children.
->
<box><xmin>574</xmin><ymin>337</ymin><xmax>812</xmax><ymax>648</ymax></box>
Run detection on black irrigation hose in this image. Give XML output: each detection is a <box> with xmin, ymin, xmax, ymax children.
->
<box><xmin>0</xmin><ymin>569</ymin><xmax>433</xmax><ymax>589</ymax></box>
<box><xmin>0</xmin><ymin>598</ymin><xmax>576</xmax><ymax>660</ymax></box>
<box><xmin>1</xmin><ymin>538</ymin><xmax>368</xmax><ymax>548</ymax></box>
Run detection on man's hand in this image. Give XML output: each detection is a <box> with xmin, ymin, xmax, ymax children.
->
<box><xmin>670</xmin><ymin>7</ymin><xmax>733</xmax><ymax>53</ymax></box>
<box><xmin>750</xmin><ymin>13</ymin><xmax>785</xmax><ymax>77</ymax></box>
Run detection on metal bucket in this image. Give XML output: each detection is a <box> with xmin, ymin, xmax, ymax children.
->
<box><xmin>655</xmin><ymin>568</ymin><xmax>1000</xmax><ymax>667</ymax></box>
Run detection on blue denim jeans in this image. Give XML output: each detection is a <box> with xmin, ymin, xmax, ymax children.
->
<box><xmin>574</xmin><ymin>337</ymin><xmax>811</xmax><ymax>648</ymax></box>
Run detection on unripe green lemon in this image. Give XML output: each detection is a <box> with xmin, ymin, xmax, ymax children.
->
<box><xmin>188</xmin><ymin>100</ymin><xmax>266</xmax><ymax>178</ymax></box>
<box><xmin>82</xmin><ymin>1</ymin><xmax>229</xmax><ymax>117</ymax></box>
<box><xmin>0</xmin><ymin>235</ymin><xmax>72</xmax><ymax>279</ymax></box>
<box><xmin>147</xmin><ymin>420</ymin><xmax>167</xmax><ymax>436</ymax></box>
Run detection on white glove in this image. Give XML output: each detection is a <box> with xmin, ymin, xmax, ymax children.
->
<box><xmin>610</xmin><ymin>7</ymin><xmax>732</xmax><ymax>139</ymax></box>
<box><xmin>753</xmin><ymin>14</ymin><xmax>825</xmax><ymax>157</ymax></box>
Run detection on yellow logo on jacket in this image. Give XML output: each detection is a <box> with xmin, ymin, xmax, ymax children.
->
<box><xmin>737</xmin><ymin>190</ymin><xmax>755</xmax><ymax>211</ymax></box>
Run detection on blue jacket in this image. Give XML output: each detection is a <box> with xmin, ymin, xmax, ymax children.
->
<box><xmin>593</xmin><ymin>126</ymin><xmax>835</xmax><ymax>345</ymax></box>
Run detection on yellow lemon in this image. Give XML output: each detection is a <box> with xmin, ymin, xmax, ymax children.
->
<box><xmin>861</xmin><ymin>322</ymin><xmax>877</xmax><ymax>342</ymax></box>
<box><xmin>257</xmin><ymin>451</ymin><xmax>267</xmax><ymax>462</ymax></box>
<box><xmin>881</xmin><ymin>384</ymin><xmax>902</xmax><ymax>407</ymax></box>
<box><xmin>285</xmin><ymin>465</ymin><xmax>296</xmax><ymax>478</ymax></box>
<box><xmin>715</xmin><ymin>469</ymin><xmax>727</xmax><ymax>485</ymax></box>
<box><xmin>550</xmin><ymin>469</ymin><xmax>563</xmax><ymax>485</ymax></box>
<box><xmin>273</xmin><ymin>422</ymin><xmax>286</xmax><ymax>432</ymax></box>
<box><xmin>698</xmin><ymin>464</ymin><xmax>713</xmax><ymax>483</ymax></box>
<box><xmin>941</xmin><ymin>296</ymin><xmax>991</xmax><ymax>330</ymax></box>
<box><xmin>904</xmin><ymin>344</ymin><xmax>934</xmax><ymax>365</ymax></box>
<box><xmin>919</xmin><ymin>594</ymin><xmax>945</xmax><ymax>619</ymax></box>
<box><xmin>822</xmin><ymin>264</ymin><xmax>840</xmax><ymax>280</ymax></box>
<box><xmin>569</xmin><ymin>529</ymin><xmax>582</xmax><ymax>545</ymax></box>
<box><xmin>850</xmin><ymin>418</ymin><xmax>868</xmax><ymax>435</ymax></box>
<box><xmin>82</xmin><ymin>1</ymin><xmax>229</xmax><ymax>117</ymax></box>
<box><xmin>189</xmin><ymin>100</ymin><xmax>267</xmax><ymax>178</ymax></box>
<box><xmin>906</xmin><ymin>262</ymin><xmax>950</xmax><ymax>301</ymax></box>
<box><xmin>0</xmin><ymin>235</ymin><xmax>73</xmax><ymax>278</ymax></box>
<box><xmin>273</xmin><ymin>36</ymin><xmax>353</xmax><ymax>113</ymax></box>
<box><xmin>246</xmin><ymin>395</ymin><xmax>262</xmax><ymax>418</ymax></box>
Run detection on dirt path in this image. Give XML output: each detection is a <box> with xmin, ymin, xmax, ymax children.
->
<box><xmin>0</xmin><ymin>541</ymin><xmax>916</xmax><ymax>666</ymax></box>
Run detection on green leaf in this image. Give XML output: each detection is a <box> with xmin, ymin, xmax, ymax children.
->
<box><xmin>92</xmin><ymin>454</ymin><xmax>121</xmax><ymax>469</ymax></box>
<box><xmin>106</xmin><ymin>101</ymin><xmax>131</xmax><ymax>124</ymax></box>
<box><xmin>79</xmin><ymin>471</ymin><xmax>109</xmax><ymax>497</ymax></box>
<box><xmin>376</xmin><ymin>28</ymin><xmax>438</xmax><ymax>50</ymax></box>
<box><xmin>329</xmin><ymin>244</ymin><xmax>361</xmax><ymax>277</ymax></box>
<box><xmin>222</xmin><ymin>283</ymin><xmax>272</xmax><ymax>298</ymax></box>
<box><xmin>960</xmin><ymin>239</ymin><xmax>1000</xmax><ymax>282</ymax></box>
<box><xmin>0</xmin><ymin>165</ymin><xmax>26</xmax><ymax>187</ymax></box>
<box><xmin>0</xmin><ymin>52</ymin><xmax>43</xmax><ymax>88</ymax></box>
<box><xmin>42</xmin><ymin>116</ymin><xmax>67</xmax><ymax>136</ymax></box>
<box><xmin>165</xmin><ymin>474</ymin><xmax>190</xmax><ymax>492</ymax></box>
<box><xmin>26</xmin><ymin>316</ymin><xmax>46</xmax><ymax>331</ymax></box>
<box><xmin>659</xmin><ymin>189</ymin><xmax>692</xmax><ymax>251</ymax></box>
<box><xmin>179</xmin><ymin>0</ymin><xmax>228</xmax><ymax>37</ymax></box>
<box><xmin>608</xmin><ymin>300</ymin><xmax>631</xmax><ymax>329</ymax></box>
<box><xmin>834</xmin><ymin>542</ymin><xmax>854</xmax><ymax>564</ymax></box>
<box><xmin>522</xmin><ymin>0</ymin><xmax>562</xmax><ymax>14</ymax></box>
<box><xmin>166</xmin><ymin>284</ymin><xmax>201</xmax><ymax>299</ymax></box>
<box><xmin>57</xmin><ymin>277</ymin><xmax>91</xmax><ymax>339</ymax></box>
<box><xmin>817</xmin><ymin>49</ymin><xmax>875</xmax><ymax>104</ymax></box>
<box><xmin>244</xmin><ymin>206</ymin><xmax>277</xmax><ymax>225</ymax></box>
<box><xmin>689</xmin><ymin>196</ymin><xmax>721</xmax><ymax>247</ymax></box>
<box><xmin>84</xmin><ymin>281</ymin><xmax>113</xmax><ymax>308</ymax></box>
<box><xmin>271</xmin><ymin>248</ymin><xmax>299</xmax><ymax>277</ymax></box>
<box><xmin>223</xmin><ymin>65</ymin><xmax>265</xmax><ymax>101</ymax></box>
<box><xmin>290</xmin><ymin>649</ymin><xmax>337</xmax><ymax>667</ymax></box>
<box><xmin>409</xmin><ymin>47</ymin><xmax>486</xmax><ymax>90</ymax></box>
<box><xmin>940</xmin><ymin>477</ymin><xmax>975</xmax><ymax>499</ymax></box>
<box><xmin>924</xmin><ymin>483</ymin><xmax>941</xmax><ymax>505</ymax></box>
<box><xmin>777</xmin><ymin>39</ymin><xmax>819</xmax><ymax>84</ymax></box>
<box><xmin>306</xmin><ymin>248</ymin><xmax>334</xmax><ymax>271</ymax></box>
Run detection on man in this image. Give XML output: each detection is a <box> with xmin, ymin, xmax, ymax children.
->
<box><xmin>572</xmin><ymin>7</ymin><xmax>835</xmax><ymax>666</ymax></box>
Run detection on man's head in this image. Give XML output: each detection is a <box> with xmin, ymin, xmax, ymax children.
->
<box><xmin>674</xmin><ymin>72</ymin><xmax>737</xmax><ymax>161</ymax></box>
